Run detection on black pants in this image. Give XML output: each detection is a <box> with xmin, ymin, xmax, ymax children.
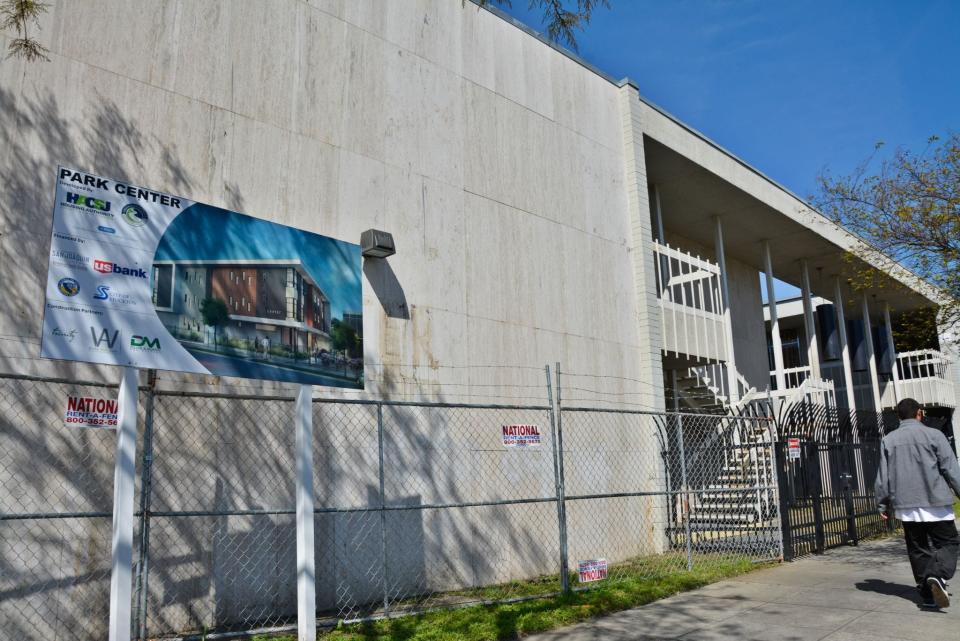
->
<box><xmin>903</xmin><ymin>520</ymin><xmax>960</xmax><ymax>586</ymax></box>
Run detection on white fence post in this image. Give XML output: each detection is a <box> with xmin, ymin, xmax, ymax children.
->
<box><xmin>108</xmin><ymin>366</ymin><xmax>139</xmax><ymax>641</ymax></box>
<box><xmin>296</xmin><ymin>385</ymin><xmax>316</xmax><ymax>641</ymax></box>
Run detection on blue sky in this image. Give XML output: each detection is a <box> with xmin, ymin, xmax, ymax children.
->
<box><xmin>496</xmin><ymin>0</ymin><xmax>960</xmax><ymax>300</ymax></box>
<box><xmin>155</xmin><ymin>204</ymin><xmax>362</xmax><ymax>320</ymax></box>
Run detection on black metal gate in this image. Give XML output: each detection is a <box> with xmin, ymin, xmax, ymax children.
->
<box><xmin>775</xmin><ymin>438</ymin><xmax>893</xmax><ymax>560</ymax></box>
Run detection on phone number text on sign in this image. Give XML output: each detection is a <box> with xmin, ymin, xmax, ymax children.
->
<box><xmin>64</xmin><ymin>395</ymin><xmax>119</xmax><ymax>429</ymax></box>
<box><xmin>501</xmin><ymin>424</ymin><xmax>542</xmax><ymax>447</ymax></box>
<box><xmin>577</xmin><ymin>558</ymin><xmax>608</xmax><ymax>583</ymax></box>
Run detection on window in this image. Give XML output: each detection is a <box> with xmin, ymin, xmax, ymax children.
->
<box><xmin>153</xmin><ymin>265</ymin><xmax>173</xmax><ymax>308</ymax></box>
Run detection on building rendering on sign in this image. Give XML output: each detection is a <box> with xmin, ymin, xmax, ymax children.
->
<box><xmin>153</xmin><ymin>260</ymin><xmax>333</xmax><ymax>355</ymax></box>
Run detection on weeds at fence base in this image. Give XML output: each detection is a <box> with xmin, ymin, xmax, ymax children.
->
<box><xmin>251</xmin><ymin>554</ymin><xmax>766</xmax><ymax>641</ymax></box>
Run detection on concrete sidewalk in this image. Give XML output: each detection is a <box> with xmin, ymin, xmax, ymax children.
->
<box><xmin>529</xmin><ymin>536</ymin><xmax>959</xmax><ymax>641</ymax></box>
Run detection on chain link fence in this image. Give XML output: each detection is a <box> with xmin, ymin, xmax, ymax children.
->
<box><xmin>2</xmin><ymin>371</ymin><xmax>783</xmax><ymax>640</ymax></box>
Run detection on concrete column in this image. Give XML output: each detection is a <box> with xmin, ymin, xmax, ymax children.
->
<box><xmin>617</xmin><ymin>80</ymin><xmax>666</xmax><ymax>411</ymax></box>
<box><xmin>861</xmin><ymin>295</ymin><xmax>883</xmax><ymax>411</ymax></box>
<box><xmin>108</xmin><ymin>366</ymin><xmax>138</xmax><ymax>641</ymax></box>
<box><xmin>833</xmin><ymin>278</ymin><xmax>858</xmax><ymax>412</ymax></box>
<box><xmin>800</xmin><ymin>260</ymin><xmax>822</xmax><ymax>380</ymax></box>
<box><xmin>714</xmin><ymin>215</ymin><xmax>740</xmax><ymax>404</ymax></box>
<box><xmin>883</xmin><ymin>303</ymin><xmax>901</xmax><ymax>405</ymax></box>
<box><xmin>652</xmin><ymin>184</ymin><xmax>666</xmax><ymax>243</ymax></box>
<box><xmin>295</xmin><ymin>385</ymin><xmax>317</xmax><ymax>641</ymax></box>
<box><xmin>762</xmin><ymin>241</ymin><xmax>786</xmax><ymax>392</ymax></box>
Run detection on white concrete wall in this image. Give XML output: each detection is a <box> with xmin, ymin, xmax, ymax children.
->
<box><xmin>0</xmin><ymin>0</ymin><xmax>648</xmax><ymax>404</ymax></box>
<box><xmin>0</xmin><ymin>2</ymin><xmax>668</xmax><ymax>639</ymax></box>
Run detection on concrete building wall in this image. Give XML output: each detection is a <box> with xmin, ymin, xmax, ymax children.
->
<box><xmin>0</xmin><ymin>0</ymin><xmax>648</xmax><ymax>401</ymax></box>
<box><xmin>0</xmin><ymin>2</ymin><xmax>666</xmax><ymax>638</ymax></box>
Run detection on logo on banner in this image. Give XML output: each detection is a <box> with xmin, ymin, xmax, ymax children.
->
<box><xmin>90</xmin><ymin>327</ymin><xmax>120</xmax><ymax>351</ymax></box>
<box><xmin>130</xmin><ymin>335</ymin><xmax>161</xmax><ymax>350</ymax></box>
<box><xmin>93</xmin><ymin>259</ymin><xmax>148</xmax><ymax>279</ymax></box>
<box><xmin>92</xmin><ymin>285</ymin><xmax>137</xmax><ymax>306</ymax></box>
<box><xmin>51</xmin><ymin>249</ymin><xmax>89</xmax><ymax>267</ymax></box>
<box><xmin>65</xmin><ymin>191</ymin><xmax>113</xmax><ymax>215</ymax></box>
<box><xmin>52</xmin><ymin>327</ymin><xmax>78</xmax><ymax>342</ymax></box>
<box><xmin>577</xmin><ymin>559</ymin><xmax>608</xmax><ymax>583</ymax></box>
<box><xmin>57</xmin><ymin>277</ymin><xmax>80</xmax><ymax>296</ymax></box>
<box><xmin>120</xmin><ymin>203</ymin><xmax>148</xmax><ymax>226</ymax></box>
<box><xmin>97</xmin><ymin>225</ymin><xmax>116</xmax><ymax>234</ymax></box>
<box><xmin>502</xmin><ymin>424</ymin><xmax>542</xmax><ymax>447</ymax></box>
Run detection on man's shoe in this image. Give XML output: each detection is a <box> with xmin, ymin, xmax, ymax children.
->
<box><xmin>920</xmin><ymin>598</ymin><xmax>939</xmax><ymax>609</ymax></box>
<box><xmin>927</xmin><ymin>577</ymin><xmax>950</xmax><ymax>608</ymax></box>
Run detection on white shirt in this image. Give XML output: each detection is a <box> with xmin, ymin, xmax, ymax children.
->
<box><xmin>895</xmin><ymin>505</ymin><xmax>956</xmax><ymax>522</ymax></box>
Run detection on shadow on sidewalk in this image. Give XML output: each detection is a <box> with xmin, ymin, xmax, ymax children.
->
<box><xmin>855</xmin><ymin>578</ymin><xmax>918</xmax><ymax>603</ymax></box>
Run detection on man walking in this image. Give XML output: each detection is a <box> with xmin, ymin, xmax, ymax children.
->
<box><xmin>876</xmin><ymin>398</ymin><xmax>960</xmax><ymax>608</ymax></box>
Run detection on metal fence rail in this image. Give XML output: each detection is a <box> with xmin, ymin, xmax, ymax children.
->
<box><xmin>2</xmin><ymin>371</ymin><xmax>784</xmax><ymax>640</ymax></box>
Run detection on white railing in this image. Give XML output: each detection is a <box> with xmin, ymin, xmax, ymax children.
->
<box><xmin>897</xmin><ymin>349</ymin><xmax>947</xmax><ymax>380</ymax></box>
<box><xmin>769</xmin><ymin>365</ymin><xmax>811</xmax><ymax>392</ymax></box>
<box><xmin>881</xmin><ymin>349</ymin><xmax>956</xmax><ymax>409</ymax></box>
<box><xmin>769</xmin><ymin>374</ymin><xmax>836</xmax><ymax>409</ymax></box>
<box><xmin>653</xmin><ymin>241</ymin><xmax>727</xmax><ymax>363</ymax></box>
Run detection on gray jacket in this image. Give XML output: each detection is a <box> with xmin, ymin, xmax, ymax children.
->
<box><xmin>875</xmin><ymin>419</ymin><xmax>960</xmax><ymax>512</ymax></box>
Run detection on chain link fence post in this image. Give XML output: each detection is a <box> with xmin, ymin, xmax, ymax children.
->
<box><xmin>377</xmin><ymin>401</ymin><xmax>390</xmax><ymax>616</ymax></box>
<box><xmin>132</xmin><ymin>371</ymin><xmax>156</xmax><ymax>641</ymax></box>
<box><xmin>675</xmin><ymin>413</ymin><xmax>693</xmax><ymax>571</ymax></box>
<box><xmin>553</xmin><ymin>363</ymin><xmax>570</xmax><ymax>593</ymax></box>
<box><xmin>544</xmin><ymin>365</ymin><xmax>568</xmax><ymax>593</ymax></box>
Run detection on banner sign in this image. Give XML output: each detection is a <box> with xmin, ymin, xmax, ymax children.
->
<box><xmin>501</xmin><ymin>424</ymin><xmax>542</xmax><ymax>447</ymax></box>
<box><xmin>41</xmin><ymin>167</ymin><xmax>364</xmax><ymax>388</ymax></box>
<box><xmin>787</xmin><ymin>438</ymin><xmax>801</xmax><ymax>460</ymax></box>
<box><xmin>64</xmin><ymin>395</ymin><xmax>119</xmax><ymax>429</ymax></box>
<box><xmin>577</xmin><ymin>558</ymin><xmax>608</xmax><ymax>583</ymax></box>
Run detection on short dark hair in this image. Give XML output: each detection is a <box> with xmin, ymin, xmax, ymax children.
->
<box><xmin>897</xmin><ymin>398</ymin><xmax>922</xmax><ymax>420</ymax></box>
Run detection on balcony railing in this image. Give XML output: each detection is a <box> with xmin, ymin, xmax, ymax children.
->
<box><xmin>653</xmin><ymin>241</ymin><xmax>727</xmax><ymax>363</ymax></box>
<box><xmin>883</xmin><ymin>349</ymin><xmax>957</xmax><ymax>409</ymax></box>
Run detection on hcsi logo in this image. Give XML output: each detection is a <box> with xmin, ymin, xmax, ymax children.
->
<box><xmin>130</xmin><ymin>335</ymin><xmax>160</xmax><ymax>350</ymax></box>
<box><xmin>66</xmin><ymin>191</ymin><xmax>111</xmax><ymax>212</ymax></box>
<box><xmin>52</xmin><ymin>327</ymin><xmax>78</xmax><ymax>342</ymax></box>
<box><xmin>94</xmin><ymin>285</ymin><xmax>110</xmax><ymax>300</ymax></box>
<box><xmin>90</xmin><ymin>327</ymin><xmax>119</xmax><ymax>351</ymax></box>
<box><xmin>93</xmin><ymin>259</ymin><xmax>147</xmax><ymax>278</ymax></box>
<box><xmin>121</xmin><ymin>203</ymin><xmax>148</xmax><ymax>226</ymax></box>
<box><xmin>57</xmin><ymin>277</ymin><xmax>80</xmax><ymax>296</ymax></box>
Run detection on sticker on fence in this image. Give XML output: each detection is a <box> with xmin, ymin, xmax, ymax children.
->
<box><xmin>787</xmin><ymin>437</ymin><xmax>801</xmax><ymax>459</ymax></box>
<box><xmin>577</xmin><ymin>558</ymin><xmax>608</xmax><ymax>583</ymax></box>
<box><xmin>64</xmin><ymin>395</ymin><xmax>119</xmax><ymax>429</ymax></box>
<box><xmin>501</xmin><ymin>424</ymin><xmax>542</xmax><ymax>447</ymax></box>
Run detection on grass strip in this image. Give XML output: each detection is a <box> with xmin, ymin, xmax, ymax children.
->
<box><xmin>254</xmin><ymin>556</ymin><xmax>764</xmax><ymax>641</ymax></box>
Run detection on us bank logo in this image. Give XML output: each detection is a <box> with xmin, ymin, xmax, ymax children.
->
<box><xmin>93</xmin><ymin>259</ymin><xmax>148</xmax><ymax>279</ymax></box>
<box><xmin>121</xmin><ymin>203</ymin><xmax>148</xmax><ymax>226</ymax></box>
<box><xmin>130</xmin><ymin>335</ymin><xmax>160</xmax><ymax>351</ymax></box>
<box><xmin>57</xmin><ymin>277</ymin><xmax>80</xmax><ymax>296</ymax></box>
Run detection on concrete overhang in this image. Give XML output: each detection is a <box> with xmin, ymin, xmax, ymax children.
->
<box><xmin>639</xmin><ymin>99</ymin><xmax>941</xmax><ymax>313</ymax></box>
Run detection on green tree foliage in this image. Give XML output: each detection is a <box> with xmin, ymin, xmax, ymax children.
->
<box><xmin>1</xmin><ymin>0</ymin><xmax>49</xmax><ymax>61</ymax></box>
<box><xmin>477</xmin><ymin>0</ymin><xmax>610</xmax><ymax>51</ymax></box>
<box><xmin>815</xmin><ymin>134</ymin><xmax>960</xmax><ymax>343</ymax></box>
<box><xmin>330</xmin><ymin>319</ymin><xmax>361</xmax><ymax>358</ymax></box>
<box><xmin>199</xmin><ymin>297</ymin><xmax>230</xmax><ymax>351</ymax></box>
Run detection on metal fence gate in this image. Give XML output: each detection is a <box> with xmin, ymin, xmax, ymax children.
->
<box><xmin>774</xmin><ymin>406</ymin><xmax>898</xmax><ymax>560</ymax></box>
